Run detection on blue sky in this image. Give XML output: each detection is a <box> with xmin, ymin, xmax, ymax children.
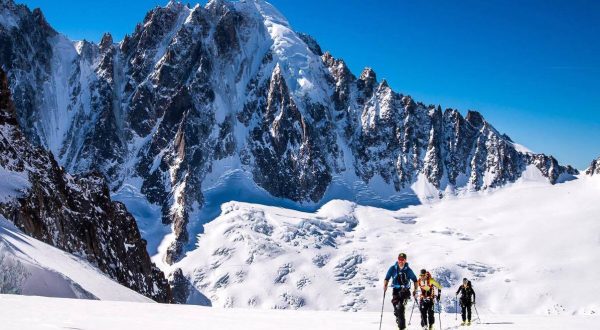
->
<box><xmin>19</xmin><ymin>0</ymin><xmax>600</xmax><ymax>169</ymax></box>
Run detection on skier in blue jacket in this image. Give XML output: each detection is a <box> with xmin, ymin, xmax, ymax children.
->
<box><xmin>383</xmin><ymin>252</ymin><xmax>418</xmax><ymax>330</ymax></box>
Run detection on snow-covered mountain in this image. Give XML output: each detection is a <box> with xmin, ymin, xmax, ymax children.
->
<box><xmin>0</xmin><ymin>0</ymin><xmax>578</xmax><ymax>266</ymax></box>
<box><xmin>0</xmin><ymin>68</ymin><xmax>171</xmax><ymax>302</ymax></box>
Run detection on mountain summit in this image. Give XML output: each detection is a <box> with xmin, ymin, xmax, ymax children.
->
<box><xmin>0</xmin><ymin>0</ymin><xmax>577</xmax><ymax>265</ymax></box>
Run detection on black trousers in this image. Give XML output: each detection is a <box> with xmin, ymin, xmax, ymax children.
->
<box><xmin>419</xmin><ymin>299</ymin><xmax>435</xmax><ymax>327</ymax></box>
<box><xmin>391</xmin><ymin>288</ymin><xmax>411</xmax><ymax>329</ymax></box>
<box><xmin>460</xmin><ymin>299</ymin><xmax>472</xmax><ymax>322</ymax></box>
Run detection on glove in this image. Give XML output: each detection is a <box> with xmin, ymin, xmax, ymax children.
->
<box><xmin>436</xmin><ymin>295</ymin><xmax>441</xmax><ymax>302</ymax></box>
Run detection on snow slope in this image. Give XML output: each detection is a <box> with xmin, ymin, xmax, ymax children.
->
<box><xmin>0</xmin><ymin>294</ymin><xmax>597</xmax><ymax>330</ymax></box>
<box><xmin>0</xmin><ymin>216</ymin><xmax>153</xmax><ymax>302</ymax></box>
<box><xmin>166</xmin><ymin>171</ymin><xmax>600</xmax><ymax>315</ymax></box>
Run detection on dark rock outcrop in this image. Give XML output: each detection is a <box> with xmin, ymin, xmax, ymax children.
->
<box><xmin>586</xmin><ymin>157</ymin><xmax>600</xmax><ymax>176</ymax></box>
<box><xmin>0</xmin><ymin>68</ymin><xmax>172</xmax><ymax>302</ymax></box>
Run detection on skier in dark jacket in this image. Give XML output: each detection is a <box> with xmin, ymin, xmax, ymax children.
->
<box><xmin>383</xmin><ymin>253</ymin><xmax>418</xmax><ymax>330</ymax></box>
<box><xmin>456</xmin><ymin>278</ymin><xmax>476</xmax><ymax>326</ymax></box>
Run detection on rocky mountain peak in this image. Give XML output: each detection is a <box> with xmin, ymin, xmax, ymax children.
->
<box><xmin>99</xmin><ymin>32</ymin><xmax>113</xmax><ymax>50</ymax></box>
<box><xmin>30</xmin><ymin>7</ymin><xmax>55</xmax><ymax>34</ymax></box>
<box><xmin>359</xmin><ymin>67</ymin><xmax>376</xmax><ymax>83</ymax></box>
<box><xmin>0</xmin><ymin>0</ymin><xmax>578</xmax><ymax>268</ymax></box>
<box><xmin>465</xmin><ymin>110</ymin><xmax>486</xmax><ymax>129</ymax></box>
<box><xmin>586</xmin><ymin>157</ymin><xmax>600</xmax><ymax>176</ymax></box>
<box><xmin>379</xmin><ymin>79</ymin><xmax>389</xmax><ymax>89</ymax></box>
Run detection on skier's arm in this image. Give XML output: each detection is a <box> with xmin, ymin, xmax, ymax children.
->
<box><xmin>408</xmin><ymin>268</ymin><xmax>418</xmax><ymax>296</ymax></box>
<box><xmin>471</xmin><ymin>288</ymin><xmax>476</xmax><ymax>302</ymax></box>
<box><xmin>431</xmin><ymin>278</ymin><xmax>443</xmax><ymax>290</ymax></box>
<box><xmin>383</xmin><ymin>267</ymin><xmax>393</xmax><ymax>292</ymax></box>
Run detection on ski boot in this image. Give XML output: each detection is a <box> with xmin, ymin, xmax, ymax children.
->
<box><xmin>467</xmin><ymin>320</ymin><xmax>471</xmax><ymax>326</ymax></box>
<box><xmin>461</xmin><ymin>321</ymin><xmax>466</xmax><ymax>326</ymax></box>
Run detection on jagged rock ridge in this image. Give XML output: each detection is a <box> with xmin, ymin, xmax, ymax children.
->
<box><xmin>0</xmin><ymin>0</ymin><xmax>577</xmax><ymax>264</ymax></box>
<box><xmin>0</xmin><ymin>68</ymin><xmax>172</xmax><ymax>302</ymax></box>
<box><xmin>586</xmin><ymin>157</ymin><xmax>600</xmax><ymax>176</ymax></box>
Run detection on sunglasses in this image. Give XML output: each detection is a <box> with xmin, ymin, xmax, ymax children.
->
<box><xmin>397</xmin><ymin>258</ymin><xmax>406</xmax><ymax>262</ymax></box>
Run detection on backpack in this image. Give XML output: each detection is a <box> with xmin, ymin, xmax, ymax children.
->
<box><xmin>418</xmin><ymin>272</ymin><xmax>437</xmax><ymax>298</ymax></box>
<box><xmin>395</xmin><ymin>265</ymin><xmax>409</xmax><ymax>286</ymax></box>
<box><xmin>460</xmin><ymin>282</ymin><xmax>473</xmax><ymax>301</ymax></box>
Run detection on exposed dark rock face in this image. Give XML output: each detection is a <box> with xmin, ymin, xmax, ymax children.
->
<box><xmin>0</xmin><ymin>0</ymin><xmax>578</xmax><ymax>266</ymax></box>
<box><xmin>323</xmin><ymin>55</ymin><xmax>577</xmax><ymax>191</ymax></box>
<box><xmin>0</xmin><ymin>68</ymin><xmax>172</xmax><ymax>302</ymax></box>
<box><xmin>241</xmin><ymin>64</ymin><xmax>333</xmax><ymax>202</ymax></box>
<box><xmin>297</xmin><ymin>32</ymin><xmax>323</xmax><ymax>56</ymax></box>
<box><xmin>169</xmin><ymin>268</ymin><xmax>191</xmax><ymax>304</ymax></box>
<box><xmin>586</xmin><ymin>157</ymin><xmax>600</xmax><ymax>176</ymax></box>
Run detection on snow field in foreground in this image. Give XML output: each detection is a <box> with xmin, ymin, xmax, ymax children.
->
<box><xmin>0</xmin><ymin>294</ymin><xmax>597</xmax><ymax>330</ymax></box>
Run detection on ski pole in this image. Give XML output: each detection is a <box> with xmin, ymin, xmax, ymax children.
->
<box><xmin>474</xmin><ymin>302</ymin><xmax>481</xmax><ymax>324</ymax></box>
<box><xmin>437</xmin><ymin>297</ymin><xmax>442</xmax><ymax>330</ymax></box>
<box><xmin>408</xmin><ymin>297</ymin><xmax>417</xmax><ymax>325</ymax></box>
<box><xmin>378</xmin><ymin>290</ymin><xmax>386</xmax><ymax>330</ymax></box>
<box><xmin>455</xmin><ymin>296</ymin><xmax>458</xmax><ymax>321</ymax></box>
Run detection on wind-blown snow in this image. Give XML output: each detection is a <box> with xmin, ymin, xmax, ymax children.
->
<box><xmin>0</xmin><ymin>167</ymin><xmax>29</xmax><ymax>203</ymax></box>
<box><xmin>165</xmin><ymin>175</ymin><xmax>600</xmax><ymax>315</ymax></box>
<box><xmin>511</xmin><ymin>142</ymin><xmax>533</xmax><ymax>154</ymax></box>
<box><xmin>0</xmin><ymin>294</ymin><xmax>597</xmax><ymax>330</ymax></box>
<box><xmin>0</xmin><ymin>216</ymin><xmax>153</xmax><ymax>302</ymax></box>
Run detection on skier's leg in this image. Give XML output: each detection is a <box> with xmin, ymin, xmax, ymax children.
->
<box><xmin>461</xmin><ymin>301</ymin><xmax>467</xmax><ymax>322</ymax></box>
<box><xmin>398</xmin><ymin>299</ymin><xmax>407</xmax><ymax>329</ymax></box>
<box><xmin>392</xmin><ymin>290</ymin><xmax>403</xmax><ymax>328</ymax></box>
<box><xmin>466</xmin><ymin>302</ymin><xmax>472</xmax><ymax>322</ymax></box>
<box><xmin>397</xmin><ymin>289</ymin><xmax>411</xmax><ymax>329</ymax></box>
<box><xmin>419</xmin><ymin>300</ymin><xmax>428</xmax><ymax>327</ymax></box>
<box><xmin>428</xmin><ymin>300</ymin><xmax>435</xmax><ymax>326</ymax></box>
